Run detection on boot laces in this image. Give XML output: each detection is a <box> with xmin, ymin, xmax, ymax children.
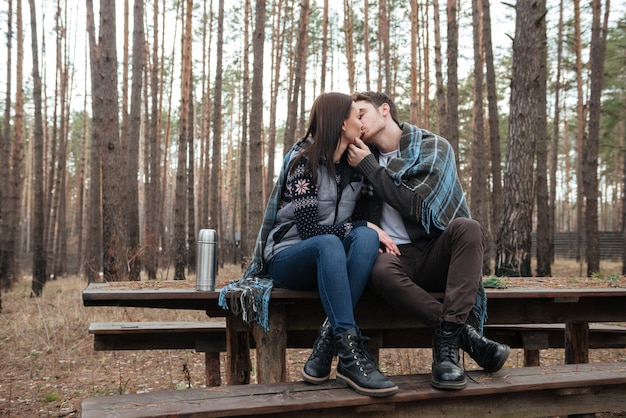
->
<box><xmin>348</xmin><ymin>334</ymin><xmax>378</xmax><ymax>375</ymax></box>
<box><xmin>437</xmin><ymin>330</ymin><xmax>460</xmax><ymax>363</ymax></box>
<box><xmin>311</xmin><ymin>329</ymin><xmax>334</xmax><ymax>359</ymax></box>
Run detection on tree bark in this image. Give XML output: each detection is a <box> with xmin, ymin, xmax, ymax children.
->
<box><xmin>584</xmin><ymin>0</ymin><xmax>609</xmax><ymax>276</ymax></box>
<box><xmin>535</xmin><ymin>0</ymin><xmax>550</xmax><ymax>277</ymax></box>
<box><xmin>173</xmin><ymin>0</ymin><xmax>193</xmax><ymax>280</ymax></box>
<box><xmin>574</xmin><ymin>0</ymin><xmax>585</xmax><ymax>266</ymax></box>
<box><xmin>0</xmin><ymin>0</ymin><xmax>12</xmax><ymax>296</ymax></box>
<box><xmin>470</xmin><ymin>0</ymin><xmax>489</xmax><ymax>275</ymax></box>
<box><xmin>343</xmin><ymin>0</ymin><xmax>355</xmax><ymax>92</ymax></box>
<box><xmin>210</xmin><ymin>0</ymin><xmax>224</xmax><ymax>265</ymax></box>
<box><xmin>283</xmin><ymin>0</ymin><xmax>309</xmax><ymax>154</ymax></box>
<box><xmin>482</xmin><ymin>0</ymin><xmax>502</xmax><ymax>261</ymax></box>
<box><xmin>3</xmin><ymin>0</ymin><xmax>21</xmax><ymax>287</ymax></box>
<box><xmin>28</xmin><ymin>0</ymin><xmax>47</xmax><ymax>295</ymax></box>
<box><xmin>433</xmin><ymin>0</ymin><xmax>447</xmax><ymax>137</ymax></box>
<box><xmin>85</xmin><ymin>0</ymin><xmax>102</xmax><ymax>282</ymax></box>
<box><xmin>446</xmin><ymin>0</ymin><xmax>459</xmax><ymax>163</ymax></box>
<box><xmin>248</xmin><ymin>0</ymin><xmax>267</xmax><ymax>260</ymax></box>
<box><xmin>495</xmin><ymin>0</ymin><xmax>545</xmax><ymax>277</ymax></box>
<box><xmin>126</xmin><ymin>0</ymin><xmax>145</xmax><ymax>281</ymax></box>
<box><xmin>145</xmin><ymin>0</ymin><xmax>162</xmax><ymax>280</ymax></box>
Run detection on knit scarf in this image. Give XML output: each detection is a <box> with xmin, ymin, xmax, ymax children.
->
<box><xmin>386</xmin><ymin>123</ymin><xmax>470</xmax><ymax>233</ymax></box>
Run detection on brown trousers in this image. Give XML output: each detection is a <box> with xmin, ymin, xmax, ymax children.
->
<box><xmin>368</xmin><ymin>217</ymin><xmax>484</xmax><ymax>327</ymax></box>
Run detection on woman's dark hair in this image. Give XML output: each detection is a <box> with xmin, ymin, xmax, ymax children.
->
<box><xmin>294</xmin><ymin>92</ymin><xmax>354</xmax><ymax>182</ymax></box>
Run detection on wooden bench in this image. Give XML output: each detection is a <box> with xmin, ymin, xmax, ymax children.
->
<box><xmin>82</xmin><ymin>285</ymin><xmax>626</xmax><ymax>385</ymax></box>
<box><xmin>89</xmin><ymin>321</ymin><xmax>226</xmax><ymax>386</ymax></box>
<box><xmin>81</xmin><ymin>361</ymin><xmax>626</xmax><ymax>417</ymax></box>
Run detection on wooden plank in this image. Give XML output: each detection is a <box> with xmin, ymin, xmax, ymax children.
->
<box><xmin>89</xmin><ymin>321</ymin><xmax>227</xmax><ymax>334</ymax></box>
<box><xmin>81</xmin><ymin>362</ymin><xmax>626</xmax><ymax>418</ymax></box>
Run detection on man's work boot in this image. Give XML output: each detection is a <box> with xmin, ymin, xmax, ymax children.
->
<box><xmin>431</xmin><ymin>320</ymin><xmax>466</xmax><ymax>390</ymax></box>
<box><xmin>460</xmin><ymin>323</ymin><xmax>510</xmax><ymax>372</ymax></box>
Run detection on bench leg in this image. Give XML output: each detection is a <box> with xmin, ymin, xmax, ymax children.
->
<box><xmin>524</xmin><ymin>349</ymin><xmax>540</xmax><ymax>367</ymax></box>
<box><xmin>205</xmin><ymin>352</ymin><xmax>221</xmax><ymax>387</ymax></box>
<box><xmin>253</xmin><ymin>305</ymin><xmax>287</xmax><ymax>384</ymax></box>
<box><xmin>565</xmin><ymin>321</ymin><xmax>589</xmax><ymax>364</ymax></box>
<box><xmin>226</xmin><ymin>316</ymin><xmax>251</xmax><ymax>385</ymax></box>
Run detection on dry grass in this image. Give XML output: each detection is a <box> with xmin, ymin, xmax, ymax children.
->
<box><xmin>0</xmin><ymin>259</ymin><xmax>625</xmax><ymax>417</ymax></box>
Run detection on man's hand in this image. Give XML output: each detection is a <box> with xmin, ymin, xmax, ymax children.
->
<box><xmin>347</xmin><ymin>137</ymin><xmax>372</xmax><ymax>168</ymax></box>
<box><xmin>367</xmin><ymin>222</ymin><xmax>401</xmax><ymax>256</ymax></box>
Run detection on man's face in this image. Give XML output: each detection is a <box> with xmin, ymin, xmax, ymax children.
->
<box><xmin>355</xmin><ymin>100</ymin><xmax>386</xmax><ymax>145</ymax></box>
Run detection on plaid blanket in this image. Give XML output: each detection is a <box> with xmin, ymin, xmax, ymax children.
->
<box><xmin>386</xmin><ymin>123</ymin><xmax>470</xmax><ymax>233</ymax></box>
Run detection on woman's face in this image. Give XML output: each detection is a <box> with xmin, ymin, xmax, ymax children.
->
<box><xmin>341</xmin><ymin>103</ymin><xmax>362</xmax><ymax>146</ymax></box>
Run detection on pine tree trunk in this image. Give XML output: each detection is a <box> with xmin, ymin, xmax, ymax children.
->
<box><xmin>482</xmin><ymin>0</ymin><xmax>502</xmax><ymax>264</ymax></box>
<box><xmin>99</xmin><ymin>1</ymin><xmax>124</xmax><ymax>282</ymax></box>
<box><xmin>6</xmin><ymin>0</ymin><xmax>23</xmax><ymax>285</ymax></box>
<box><xmin>535</xmin><ymin>0</ymin><xmax>550</xmax><ymax>277</ymax></box>
<box><xmin>210</xmin><ymin>0</ymin><xmax>224</xmax><ymax>266</ymax></box>
<box><xmin>343</xmin><ymin>0</ymin><xmax>355</xmax><ymax>92</ymax></box>
<box><xmin>574</xmin><ymin>0</ymin><xmax>585</xmax><ymax>266</ymax></box>
<box><xmin>85</xmin><ymin>0</ymin><xmax>102</xmax><ymax>282</ymax></box>
<box><xmin>248</xmin><ymin>0</ymin><xmax>267</xmax><ymax>258</ymax></box>
<box><xmin>126</xmin><ymin>0</ymin><xmax>144</xmax><ymax>281</ymax></box>
<box><xmin>410</xmin><ymin>1</ymin><xmax>418</xmax><ymax>125</ymax></box>
<box><xmin>145</xmin><ymin>0</ymin><xmax>162</xmax><ymax>280</ymax></box>
<box><xmin>584</xmin><ymin>0</ymin><xmax>609</xmax><ymax>275</ymax></box>
<box><xmin>28</xmin><ymin>0</ymin><xmax>47</xmax><ymax>295</ymax></box>
<box><xmin>446</xmin><ymin>0</ymin><xmax>459</xmax><ymax>162</ymax></box>
<box><xmin>238</xmin><ymin>0</ymin><xmax>251</xmax><ymax>265</ymax></box>
<box><xmin>283</xmin><ymin>0</ymin><xmax>309</xmax><ymax>153</ymax></box>
<box><xmin>0</xmin><ymin>0</ymin><xmax>12</xmax><ymax>295</ymax></box>
<box><xmin>495</xmin><ymin>0</ymin><xmax>545</xmax><ymax>277</ymax></box>
<box><xmin>432</xmin><ymin>0</ymin><xmax>447</xmax><ymax>137</ymax></box>
<box><xmin>548</xmin><ymin>0</ymin><xmax>564</xmax><ymax>267</ymax></box>
<box><xmin>470</xmin><ymin>0</ymin><xmax>489</xmax><ymax>275</ymax></box>
<box><xmin>174</xmin><ymin>0</ymin><xmax>194</xmax><ymax>280</ymax></box>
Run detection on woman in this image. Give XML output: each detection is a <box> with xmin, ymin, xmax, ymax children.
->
<box><xmin>263</xmin><ymin>92</ymin><xmax>398</xmax><ymax>397</ymax></box>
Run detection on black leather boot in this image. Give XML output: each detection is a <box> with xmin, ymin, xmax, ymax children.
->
<box><xmin>334</xmin><ymin>328</ymin><xmax>398</xmax><ymax>397</ymax></box>
<box><xmin>301</xmin><ymin>318</ymin><xmax>335</xmax><ymax>384</ymax></box>
<box><xmin>460</xmin><ymin>323</ymin><xmax>510</xmax><ymax>372</ymax></box>
<box><xmin>431</xmin><ymin>320</ymin><xmax>466</xmax><ymax>390</ymax></box>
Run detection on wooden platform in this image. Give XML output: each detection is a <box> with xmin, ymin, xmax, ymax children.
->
<box><xmin>89</xmin><ymin>321</ymin><xmax>226</xmax><ymax>387</ymax></box>
<box><xmin>81</xmin><ymin>362</ymin><xmax>626</xmax><ymax>418</ymax></box>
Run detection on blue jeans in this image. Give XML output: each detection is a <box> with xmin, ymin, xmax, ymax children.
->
<box><xmin>267</xmin><ymin>227</ymin><xmax>379</xmax><ymax>334</ymax></box>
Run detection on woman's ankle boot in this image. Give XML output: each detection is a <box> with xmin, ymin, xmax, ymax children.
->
<box><xmin>301</xmin><ymin>318</ymin><xmax>334</xmax><ymax>384</ymax></box>
<box><xmin>431</xmin><ymin>320</ymin><xmax>466</xmax><ymax>390</ymax></box>
<box><xmin>334</xmin><ymin>328</ymin><xmax>398</xmax><ymax>397</ymax></box>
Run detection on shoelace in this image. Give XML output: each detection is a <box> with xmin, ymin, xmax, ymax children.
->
<box><xmin>311</xmin><ymin>330</ymin><xmax>334</xmax><ymax>359</ymax></box>
<box><xmin>439</xmin><ymin>328</ymin><xmax>479</xmax><ymax>384</ymax></box>
<box><xmin>349</xmin><ymin>336</ymin><xmax>378</xmax><ymax>374</ymax></box>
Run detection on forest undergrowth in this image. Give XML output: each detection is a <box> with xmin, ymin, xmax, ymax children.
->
<box><xmin>1</xmin><ymin>259</ymin><xmax>625</xmax><ymax>417</ymax></box>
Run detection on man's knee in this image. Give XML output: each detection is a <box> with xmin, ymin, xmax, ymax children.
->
<box><xmin>449</xmin><ymin>218</ymin><xmax>483</xmax><ymax>247</ymax></box>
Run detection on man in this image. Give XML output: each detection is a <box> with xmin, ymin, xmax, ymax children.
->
<box><xmin>346</xmin><ymin>91</ymin><xmax>510</xmax><ymax>390</ymax></box>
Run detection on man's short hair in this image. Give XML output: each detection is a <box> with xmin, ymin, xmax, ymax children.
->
<box><xmin>351</xmin><ymin>91</ymin><xmax>400</xmax><ymax>125</ymax></box>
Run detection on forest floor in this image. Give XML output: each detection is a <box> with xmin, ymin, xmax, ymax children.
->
<box><xmin>1</xmin><ymin>259</ymin><xmax>626</xmax><ymax>417</ymax></box>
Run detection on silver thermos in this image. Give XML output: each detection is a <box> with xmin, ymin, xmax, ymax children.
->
<box><xmin>196</xmin><ymin>229</ymin><xmax>217</xmax><ymax>291</ymax></box>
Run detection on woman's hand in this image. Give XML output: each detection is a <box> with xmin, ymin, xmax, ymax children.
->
<box><xmin>367</xmin><ymin>222</ymin><xmax>401</xmax><ymax>256</ymax></box>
